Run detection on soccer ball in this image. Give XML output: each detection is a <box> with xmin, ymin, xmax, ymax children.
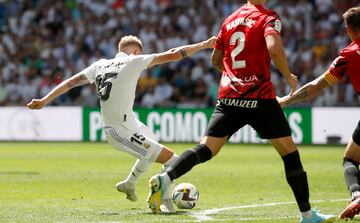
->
<box><xmin>172</xmin><ymin>183</ymin><xmax>199</xmax><ymax>209</ymax></box>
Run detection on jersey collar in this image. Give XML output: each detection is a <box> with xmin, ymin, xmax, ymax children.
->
<box><xmin>115</xmin><ymin>52</ymin><xmax>128</xmax><ymax>58</ymax></box>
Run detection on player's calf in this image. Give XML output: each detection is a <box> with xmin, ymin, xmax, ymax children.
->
<box><xmin>166</xmin><ymin>144</ymin><xmax>212</xmax><ymax>181</ymax></box>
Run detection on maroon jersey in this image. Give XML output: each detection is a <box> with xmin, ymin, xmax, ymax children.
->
<box><xmin>214</xmin><ymin>4</ymin><xmax>282</xmax><ymax>99</ymax></box>
<box><xmin>327</xmin><ymin>37</ymin><xmax>360</xmax><ymax>94</ymax></box>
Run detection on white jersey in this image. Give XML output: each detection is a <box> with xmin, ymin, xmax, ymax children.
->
<box><xmin>82</xmin><ymin>52</ymin><xmax>155</xmax><ymax>125</ymax></box>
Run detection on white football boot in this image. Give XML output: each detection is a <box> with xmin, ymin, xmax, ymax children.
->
<box><xmin>160</xmin><ymin>198</ymin><xmax>176</xmax><ymax>214</ymax></box>
<box><xmin>115</xmin><ymin>181</ymin><xmax>137</xmax><ymax>202</ymax></box>
<box><xmin>160</xmin><ymin>181</ymin><xmax>176</xmax><ymax>214</ymax></box>
<box><xmin>147</xmin><ymin>173</ymin><xmax>173</xmax><ymax>214</ymax></box>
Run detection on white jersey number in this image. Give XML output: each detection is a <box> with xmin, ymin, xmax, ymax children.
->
<box><xmin>96</xmin><ymin>72</ymin><xmax>118</xmax><ymax>101</ymax></box>
<box><xmin>230</xmin><ymin>31</ymin><xmax>246</xmax><ymax>69</ymax></box>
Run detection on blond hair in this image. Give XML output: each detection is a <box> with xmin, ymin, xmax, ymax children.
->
<box><xmin>343</xmin><ymin>6</ymin><xmax>360</xmax><ymax>32</ymax></box>
<box><xmin>118</xmin><ymin>35</ymin><xmax>143</xmax><ymax>51</ymax></box>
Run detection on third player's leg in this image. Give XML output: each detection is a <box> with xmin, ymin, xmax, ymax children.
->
<box><xmin>342</xmin><ymin>123</ymin><xmax>360</xmax><ymax>197</ymax></box>
<box><xmin>343</xmin><ymin>139</ymin><xmax>360</xmax><ymax>199</ymax></box>
<box><xmin>344</xmin><ymin>139</ymin><xmax>360</xmax><ymax>162</ymax></box>
<box><xmin>339</xmin><ymin>124</ymin><xmax>360</xmax><ymax>219</ymax></box>
<box><xmin>342</xmin><ymin>123</ymin><xmax>360</xmax><ymax>199</ymax></box>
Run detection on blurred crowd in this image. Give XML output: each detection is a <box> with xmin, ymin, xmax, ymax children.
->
<box><xmin>0</xmin><ymin>0</ymin><xmax>359</xmax><ymax>108</ymax></box>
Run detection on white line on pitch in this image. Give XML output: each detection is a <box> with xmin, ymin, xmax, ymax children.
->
<box><xmin>191</xmin><ymin>198</ymin><xmax>348</xmax><ymax>221</ymax></box>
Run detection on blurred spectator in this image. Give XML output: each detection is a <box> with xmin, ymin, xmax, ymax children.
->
<box><xmin>192</xmin><ymin>78</ymin><xmax>210</xmax><ymax>107</ymax></box>
<box><xmin>0</xmin><ymin>74</ymin><xmax>7</xmax><ymax>105</ymax></box>
<box><xmin>154</xmin><ymin>75</ymin><xmax>173</xmax><ymax>106</ymax></box>
<box><xmin>141</xmin><ymin>86</ymin><xmax>157</xmax><ymax>108</ymax></box>
<box><xmin>0</xmin><ymin>0</ymin><xmax>359</xmax><ymax>108</ymax></box>
<box><xmin>137</xmin><ymin>70</ymin><xmax>158</xmax><ymax>102</ymax></box>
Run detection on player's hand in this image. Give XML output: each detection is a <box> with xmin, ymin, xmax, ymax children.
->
<box><xmin>286</xmin><ymin>73</ymin><xmax>298</xmax><ymax>96</ymax></box>
<box><xmin>205</xmin><ymin>36</ymin><xmax>217</xmax><ymax>48</ymax></box>
<box><xmin>27</xmin><ymin>99</ymin><xmax>45</xmax><ymax>109</ymax></box>
<box><xmin>276</xmin><ymin>95</ymin><xmax>288</xmax><ymax>108</ymax></box>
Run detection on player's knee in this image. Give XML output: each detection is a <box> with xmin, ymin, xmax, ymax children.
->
<box><xmin>282</xmin><ymin>150</ymin><xmax>304</xmax><ymax>177</ymax></box>
<box><xmin>193</xmin><ymin>144</ymin><xmax>213</xmax><ymax>164</ymax></box>
<box><xmin>352</xmin><ymin>123</ymin><xmax>360</xmax><ymax>146</ymax></box>
<box><xmin>343</xmin><ymin>157</ymin><xmax>359</xmax><ymax>168</ymax></box>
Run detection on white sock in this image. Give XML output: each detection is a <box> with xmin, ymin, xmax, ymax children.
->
<box><xmin>352</xmin><ymin>191</ymin><xmax>360</xmax><ymax>200</ymax></box>
<box><xmin>162</xmin><ymin>154</ymin><xmax>178</xmax><ymax>171</ymax></box>
<box><xmin>301</xmin><ymin>210</ymin><xmax>312</xmax><ymax>218</ymax></box>
<box><xmin>157</xmin><ymin>154</ymin><xmax>177</xmax><ymax>200</ymax></box>
<box><xmin>160</xmin><ymin>172</ymin><xmax>173</xmax><ymax>200</ymax></box>
<box><xmin>124</xmin><ymin>159</ymin><xmax>151</xmax><ymax>187</ymax></box>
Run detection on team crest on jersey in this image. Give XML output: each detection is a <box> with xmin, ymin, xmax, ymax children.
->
<box><xmin>143</xmin><ymin>143</ymin><xmax>150</xmax><ymax>149</ymax></box>
<box><xmin>274</xmin><ymin>20</ymin><xmax>281</xmax><ymax>33</ymax></box>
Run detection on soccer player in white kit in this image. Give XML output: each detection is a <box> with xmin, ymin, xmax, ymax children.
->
<box><xmin>27</xmin><ymin>35</ymin><xmax>216</xmax><ymax>213</ymax></box>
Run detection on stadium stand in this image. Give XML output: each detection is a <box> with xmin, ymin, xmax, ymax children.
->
<box><xmin>0</xmin><ymin>0</ymin><xmax>358</xmax><ymax>107</ymax></box>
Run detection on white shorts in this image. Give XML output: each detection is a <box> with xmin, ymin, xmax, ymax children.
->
<box><xmin>103</xmin><ymin>118</ymin><xmax>163</xmax><ymax>161</ymax></box>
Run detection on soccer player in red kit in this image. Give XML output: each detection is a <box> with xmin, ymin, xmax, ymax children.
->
<box><xmin>147</xmin><ymin>0</ymin><xmax>335</xmax><ymax>222</ymax></box>
<box><xmin>278</xmin><ymin>6</ymin><xmax>360</xmax><ymax>220</ymax></box>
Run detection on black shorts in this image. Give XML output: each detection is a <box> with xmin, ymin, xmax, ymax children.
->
<box><xmin>205</xmin><ymin>99</ymin><xmax>291</xmax><ymax>139</ymax></box>
<box><xmin>353</xmin><ymin>121</ymin><xmax>360</xmax><ymax>146</ymax></box>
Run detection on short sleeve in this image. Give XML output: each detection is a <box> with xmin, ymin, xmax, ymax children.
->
<box><xmin>214</xmin><ymin>25</ymin><xmax>225</xmax><ymax>52</ymax></box>
<box><xmin>81</xmin><ymin>62</ymin><xmax>97</xmax><ymax>84</ymax></box>
<box><xmin>328</xmin><ymin>55</ymin><xmax>347</xmax><ymax>80</ymax></box>
<box><xmin>264</xmin><ymin>16</ymin><xmax>282</xmax><ymax>37</ymax></box>
<box><xmin>129</xmin><ymin>54</ymin><xmax>155</xmax><ymax>70</ymax></box>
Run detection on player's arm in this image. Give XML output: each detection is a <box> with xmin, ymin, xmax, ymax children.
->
<box><xmin>278</xmin><ymin>71</ymin><xmax>336</xmax><ymax>107</ymax></box>
<box><xmin>211</xmin><ymin>48</ymin><xmax>224</xmax><ymax>72</ymax></box>
<box><xmin>147</xmin><ymin>36</ymin><xmax>216</xmax><ymax>67</ymax></box>
<box><xmin>27</xmin><ymin>73</ymin><xmax>89</xmax><ymax>109</ymax></box>
<box><xmin>266</xmin><ymin>33</ymin><xmax>298</xmax><ymax>95</ymax></box>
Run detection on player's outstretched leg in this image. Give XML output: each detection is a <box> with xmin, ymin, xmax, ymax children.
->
<box><xmin>147</xmin><ymin>173</ymin><xmax>172</xmax><ymax>214</ymax></box>
<box><xmin>299</xmin><ymin>209</ymin><xmax>336</xmax><ymax>223</ymax></box>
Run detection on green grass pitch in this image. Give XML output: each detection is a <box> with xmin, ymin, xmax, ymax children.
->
<box><xmin>0</xmin><ymin>142</ymin><xmax>354</xmax><ymax>222</ymax></box>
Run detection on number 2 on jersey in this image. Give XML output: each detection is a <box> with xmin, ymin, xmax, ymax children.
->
<box><xmin>230</xmin><ymin>31</ymin><xmax>246</xmax><ymax>69</ymax></box>
<box><xmin>96</xmin><ymin>72</ymin><xmax>118</xmax><ymax>101</ymax></box>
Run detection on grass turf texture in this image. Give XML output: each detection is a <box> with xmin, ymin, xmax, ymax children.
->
<box><xmin>0</xmin><ymin>142</ymin><xmax>352</xmax><ymax>222</ymax></box>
